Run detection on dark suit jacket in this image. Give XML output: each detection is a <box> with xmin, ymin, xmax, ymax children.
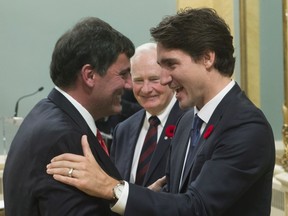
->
<box><xmin>124</xmin><ymin>83</ymin><xmax>275</xmax><ymax>216</ymax></box>
<box><xmin>3</xmin><ymin>88</ymin><xmax>121</xmax><ymax>216</ymax></box>
<box><xmin>110</xmin><ymin>101</ymin><xmax>186</xmax><ymax>186</ymax></box>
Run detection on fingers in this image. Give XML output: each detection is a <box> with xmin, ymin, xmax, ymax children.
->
<box><xmin>46</xmin><ymin>159</ymin><xmax>83</xmax><ymax>177</ymax></box>
<box><xmin>46</xmin><ymin>135</ymin><xmax>92</xmax><ymax>177</ymax></box>
<box><xmin>158</xmin><ymin>176</ymin><xmax>167</xmax><ymax>186</ymax></box>
<box><xmin>47</xmin><ymin>166</ymin><xmax>79</xmax><ymax>178</ymax></box>
<box><xmin>51</xmin><ymin>153</ymin><xmax>84</xmax><ymax>163</ymax></box>
<box><xmin>148</xmin><ymin>176</ymin><xmax>167</xmax><ymax>191</ymax></box>
<box><xmin>46</xmin><ymin>134</ymin><xmax>116</xmax><ymax>199</ymax></box>
<box><xmin>47</xmin><ymin>158</ymin><xmax>81</xmax><ymax>180</ymax></box>
<box><xmin>52</xmin><ymin>173</ymin><xmax>80</xmax><ymax>187</ymax></box>
<box><xmin>46</xmin><ymin>167</ymin><xmax>67</xmax><ymax>176</ymax></box>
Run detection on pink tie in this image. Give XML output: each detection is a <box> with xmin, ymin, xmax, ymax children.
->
<box><xmin>96</xmin><ymin>129</ymin><xmax>109</xmax><ymax>156</ymax></box>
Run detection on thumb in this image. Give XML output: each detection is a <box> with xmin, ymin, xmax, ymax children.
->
<box><xmin>81</xmin><ymin>135</ymin><xmax>93</xmax><ymax>158</ymax></box>
<box><xmin>81</xmin><ymin>135</ymin><xmax>103</xmax><ymax>172</ymax></box>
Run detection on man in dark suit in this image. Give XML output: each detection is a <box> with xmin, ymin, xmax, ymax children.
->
<box><xmin>47</xmin><ymin>8</ymin><xmax>275</xmax><ymax>216</ymax></box>
<box><xmin>110</xmin><ymin>43</ymin><xmax>186</xmax><ymax>187</ymax></box>
<box><xmin>3</xmin><ymin>17</ymin><xmax>134</xmax><ymax>216</ymax></box>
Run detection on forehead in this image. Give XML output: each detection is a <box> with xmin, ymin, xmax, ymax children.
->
<box><xmin>131</xmin><ymin>66</ymin><xmax>161</xmax><ymax>80</ymax></box>
<box><xmin>131</xmin><ymin>53</ymin><xmax>161</xmax><ymax>78</ymax></box>
<box><xmin>156</xmin><ymin>45</ymin><xmax>188</xmax><ymax>64</ymax></box>
<box><xmin>107</xmin><ymin>53</ymin><xmax>130</xmax><ymax>72</ymax></box>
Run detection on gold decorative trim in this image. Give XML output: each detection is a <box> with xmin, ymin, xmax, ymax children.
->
<box><xmin>239</xmin><ymin>0</ymin><xmax>248</xmax><ymax>93</ymax></box>
<box><xmin>281</xmin><ymin>0</ymin><xmax>288</xmax><ymax>170</ymax></box>
<box><xmin>283</xmin><ymin>0</ymin><xmax>288</xmax><ymax>109</ymax></box>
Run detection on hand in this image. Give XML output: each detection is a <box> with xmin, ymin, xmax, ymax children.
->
<box><xmin>148</xmin><ymin>176</ymin><xmax>167</xmax><ymax>192</ymax></box>
<box><xmin>46</xmin><ymin>135</ymin><xmax>118</xmax><ymax>200</ymax></box>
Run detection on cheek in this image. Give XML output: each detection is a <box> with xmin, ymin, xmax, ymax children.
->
<box><xmin>132</xmin><ymin>85</ymin><xmax>141</xmax><ymax>96</ymax></box>
<box><xmin>158</xmin><ymin>85</ymin><xmax>173</xmax><ymax>97</ymax></box>
<box><xmin>109</xmin><ymin>80</ymin><xmax>125</xmax><ymax>94</ymax></box>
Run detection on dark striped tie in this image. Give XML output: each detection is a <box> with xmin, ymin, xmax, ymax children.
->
<box><xmin>135</xmin><ymin>116</ymin><xmax>160</xmax><ymax>185</ymax></box>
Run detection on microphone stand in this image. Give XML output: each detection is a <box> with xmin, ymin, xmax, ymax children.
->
<box><xmin>14</xmin><ymin>87</ymin><xmax>44</xmax><ymax>117</ymax></box>
<box><xmin>1</xmin><ymin>117</ymin><xmax>7</xmax><ymax>154</ymax></box>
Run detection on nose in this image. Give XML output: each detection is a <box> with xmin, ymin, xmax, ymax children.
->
<box><xmin>124</xmin><ymin>76</ymin><xmax>132</xmax><ymax>90</ymax></box>
<box><xmin>141</xmin><ymin>81</ymin><xmax>153</xmax><ymax>93</ymax></box>
<box><xmin>160</xmin><ymin>69</ymin><xmax>172</xmax><ymax>86</ymax></box>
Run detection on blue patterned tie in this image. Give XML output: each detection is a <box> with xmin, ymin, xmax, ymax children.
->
<box><xmin>182</xmin><ymin>114</ymin><xmax>203</xmax><ymax>182</ymax></box>
<box><xmin>135</xmin><ymin>116</ymin><xmax>160</xmax><ymax>185</ymax></box>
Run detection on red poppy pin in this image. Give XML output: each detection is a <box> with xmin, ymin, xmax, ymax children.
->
<box><xmin>203</xmin><ymin>125</ymin><xmax>214</xmax><ymax>139</ymax></box>
<box><xmin>164</xmin><ymin>125</ymin><xmax>176</xmax><ymax>139</ymax></box>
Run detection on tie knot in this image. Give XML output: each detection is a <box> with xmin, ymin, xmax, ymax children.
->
<box><xmin>149</xmin><ymin>116</ymin><xmax>160</xmax><ymax>127</ymax></box>
<box><xmin>192</xmin><ymin>114</ymin><xmax>203</xmax><ymax>130</ymax></box>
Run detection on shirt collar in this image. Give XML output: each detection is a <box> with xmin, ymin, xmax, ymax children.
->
<box><xmin>145</xmin><ymin>94</ymin><xmax>177</xmax><ymax>127</ymax></box>
<box><xmin>197</xmin><ymin>80</ymin><xmax>235</xmax><ymax>124</ymax></box>
<box><xmin>54</xmin><ymin>86</ymin><xmax>97</xmax><ymax>136</ymax></box>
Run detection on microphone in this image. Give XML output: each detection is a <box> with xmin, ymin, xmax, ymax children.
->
<box><xmin>14</xmin><ymin>87</ymin><xmax>44</xmax><ymax>117</ymax></box>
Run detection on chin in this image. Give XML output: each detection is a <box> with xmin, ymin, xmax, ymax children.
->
<box><xmin>178</xmin><ymin>101</ymin><xmax>190</xmax><ymax>110</ymax></box>
<box><xmin>112</xmin><ymin>104</ymin><xmax>122</xmax><ymax>114</ymax></box>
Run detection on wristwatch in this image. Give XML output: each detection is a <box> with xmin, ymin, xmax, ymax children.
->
<box><xmin>112</xmin><ymin>180</ymin><xmax>125</xmax><ymax>202</ymax></box>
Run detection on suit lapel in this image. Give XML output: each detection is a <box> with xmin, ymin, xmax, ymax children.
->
<box><xmin>48</xmin><ymin>88</ymin><xmax>121</xmax><ymax>179</ymax></box>
<box><xmin>179</xmin><ymin>116</ymin><xmax>221</xmax><ymax>191</ymax></box>
<box><xmin>124</xmin><ymin>111</ymin><xmax>146</xmax><ymax>181</ymax></box>
<box><xmin>143</xmin><ymin>102</ymin><xmax>183</xmax><ymax>185</ymax></box>
<box><xmin>179</xmin><ymin>83</ymin><xmax>243</xmax><ymax>191</ymax></box>
<box><xmin>169</xmin><ymin>109</ymin><xmax>195</xmax><ymax>192</ymax></box>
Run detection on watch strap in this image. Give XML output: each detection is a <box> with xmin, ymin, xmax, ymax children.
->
<box><xmin>112</xmin><ymin>180</ymin><xmax>125</xmax><ymax>202</ymax></box>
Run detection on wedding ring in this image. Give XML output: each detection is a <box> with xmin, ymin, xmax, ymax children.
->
<box><xmin>68</xmin><ymin>168</ymin><xmax>74</xmax><ymax>178</ymax></box>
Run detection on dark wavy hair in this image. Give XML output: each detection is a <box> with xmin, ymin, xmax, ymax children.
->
<box><xmin>50</xmin><ymin>17</ymin><xmax>135</xmax><ymax>88</ymax></box>
<box><xmin>150</xmin><ymin>8</ymin><xmax>235</xmax><ymax>76</ymax></box>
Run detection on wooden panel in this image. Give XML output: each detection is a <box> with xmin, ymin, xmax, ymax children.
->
<box><xmin>176</xmin><ymin>0</ymin><xmax>234</xmax><ymax>35</ymax></box>
<box><xmin>246</xmin><ymin>0</ymin><xmax>260</xmax><ymax>106</ymax></box>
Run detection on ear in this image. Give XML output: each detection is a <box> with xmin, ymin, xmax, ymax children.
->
<box><xmin>80</xmin><ymin>64</ymin><xmax>98</xmax><ymax>87</ymax></box>
<box><xmin>203</xmin><ymin>51</ymin><xmax>215</xmax><ymax>69</ymax></box>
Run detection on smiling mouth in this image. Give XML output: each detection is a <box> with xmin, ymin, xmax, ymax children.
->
<box><xmin>142</xmin><ymin>95</ymin><xmax>158</xmax><ymax>99</ymax></box>
<box><xmin>173</xmin><ymin>86</ymin><xmax>183</xmax><ymax>93</ymax></box>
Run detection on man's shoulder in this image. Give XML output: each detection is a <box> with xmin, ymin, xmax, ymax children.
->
<box><xmin>116</xmin><ymin>109</ymin><xmax>145</xmax><ymax>129</ymax></box>
<box><xmin>178</xmin><ymin>109</ymin><xmax>194</xmax><ymax>121</ymax></box>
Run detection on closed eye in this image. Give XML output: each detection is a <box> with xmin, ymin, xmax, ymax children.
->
<box><xmin>119</xmin><ymin>70</ymin><xmax>131</xmax><ymax>80</ymax></box>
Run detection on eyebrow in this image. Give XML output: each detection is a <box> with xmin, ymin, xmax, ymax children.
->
<box><xmin>119</xmin><ymin>68</ymin><xmax>131</xmax><ymax>75</ymax></box>
<box><xmin>158</xmin><ymin>58</ymin><xmax>177</xmax><ymax>66</ymax></box>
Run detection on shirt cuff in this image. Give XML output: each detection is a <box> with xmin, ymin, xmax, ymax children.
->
<box><xmin>111</xmin><ymin>181</ymin><xmax>129</xmax><ymax>215</ymax></box>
